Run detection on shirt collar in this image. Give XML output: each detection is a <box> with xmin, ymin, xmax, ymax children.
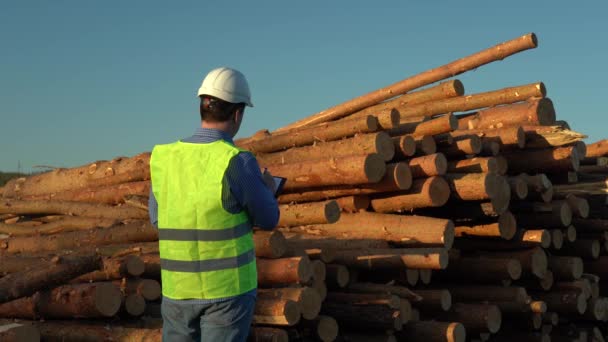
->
<box><xmin>191</xmin><ymin>127</ymin><xmax>234</xmax><ymax>144</ymax></box>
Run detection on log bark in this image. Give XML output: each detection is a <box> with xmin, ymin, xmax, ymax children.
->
<box><xmin>388</xmin><ymin>114</ymin><xmax>458</xmax><ymax>137</ymax></box>
<box><xmin>414</xmin><ymin>289</ymin><xmax>452</xmax><ymax>312</ymax></box>
<box><xmin>445</xmin><ymin>173</ymin><xmax>511</xmax><ymax>213</ymax></box>
<box><xmin>256</xmin><ymin>132</ymin><xmax>395</xmax><ymax>166</ymax></box>
<box><xmin>484</xmin><ymin>247</ymin><xmax>548</xmax><ymax>278</ymax></box>
<box><xmin>258</xmin><ymin>287</ymin><xmax>322</xmax><ymax>320</ymax></box>
<box><xmin>553</xmin><ymin>239</ymin><xmax>600</xmax><ymax>259</ymax></box>
<box><xmin>238</xmin><ymin>115</ymin><xmax>380</xmax><ymax>154</ymax></box>
<box><xmin>436</xmin><ymin>303</ymin><xmax>502</xmax><ymax>334</ymax></box>
<box><xmin>23</xmin><ymin>181</ymin><xmax>150</xmax><ymax>205</ymax></box>
<box><xmin>0</xmin><ymin>252</ymin><xmax>101</xmax><ymax>304</ymax></box>
<box><xmin>549</xmin><ymin>256</ymin><xmax>583</xmax><ymax>280</ymax></box>
<box><xmin>330</xmin><ymin>248</ymin><xmax>448</xmax><ymax>270</ymax></box>
<box><xmin>140</xmin><ymin>253</ymin><xmax>161</xmax><ymax>279</ymax></box>
<box><xmin>450</xmin><ymin>126</ymin><xmax>525</xmax><ymax>149</ymax></box>
<box><xmin>267</xmin><ymin>154</ymin><xmax>386</xmax><ymax>191</ymax></box>
<box><xmin>113</xmin><ymin>278</ymin><xmax>162</xmax><ymax>301</ymax></box>
<box><xmin>287</xmin><ymin>211</ymin><xmax>454</xmax><ymax>247</ymax></box>
<box><xmin>415</xmin><ymin>135</ymin><xmax>438</xmax><ymax>156</ymax></box>
<box><xmin>565</xmin><ymin>194</ymin><xmax>590</xmax><ymax>218</ymax></box>
<box><xmin>278</xmin><ymin>200</ymin><xmax>340</xmax><ymax>227</ymax></box>
<box><xmin>254</xmin><ymin>298</ymin><xmax>301</xmax><ymax>326</ymax></box>
<box><xmin>321</xmin><ymin>301</ymin><xmax>404</xmax><ymax>331</ymax></box>
<box><xmin>448</xmin><ymin>157</ymin><xmax>499</xmax><ymax>174</ymax></box>
<box><xmin>508</xmin><ymin>175</ymin><xmax>529</xmax><ymax>199</ymax></box>
<box><xmin>278</xmin><ymin>33</ymin><xmax>537</xmax><ymax>131</ymax></box>
<box><xmin>349</xmin><ymin>80</ymin><xmax>465</xmax><ymax>120</ymax></box>
<box><xmin>257</xmin><ymin>256</ymin><xmax>313</xmax><ymax>286</ymax></box>
<box><xmin>282</xmin><ymin>232</ymin><xmax>390</xmax><ymax>251</ymax></box>
<box><xmin>9</xmin><ymin>321</ymin><xmax>161</xmax><ymax>342</ymax></box>
<box><xmin>408</xmin><ymin>153</ymin><xmax>448</xmax><ymax>178</ymax></box>
<box><xmin>0</xmin><ymin>282</ymin><xmax>122</xmax><ymax>319</ymax></box>
<box><xmin>71</xmin><ymin>255</ymin><xmax>145</xmax><ymax>283</ymax></box>
<box><xmin>0</xmin><ymin>221</ymin><xmax>158</xmax><ymax>254</ymax></box>
<box><xmin>292</xmin><ymin>316</ymin><xmax>339</xmax><ymax>342</ymax></box>
<box><xmin>334</xmin><ymin>195</ymin><xmax>370</xmax><ymax>213</ymax></box>
<box><xmin>551</xmin><ymin>229</ymin><xmax>564</xmax><ymax>249</ymax></box>
<box><xmin>396</xmin><ymin>321</ymin><xmax>466</xmax><ymax>342</ymax></box>
<box><xmin>0</xmin><ymin>199</ymin><xmax>148</xmax><ymax>220</ymax></box>
<box><xmin>253</xmin><ymin>230</ymin><xmax>288</xmax><ymax>259</ymax></box>
<box><xmin>532</xmin><ymin>291</ymin><xmax>587</xmax><ymax>315</ymax></box>
<box><xmin>346</xmin><ymin>282</ymin><xmax>422</xmax><ymax>302</ymax></box>
<box><xmin>2</xmin><ymin>153</ymin><xmax>151</xmax><ymax>198</ymax></box>
<box><xmin>370</xmin><ymin>176</ymin><xmax>450</xmax><ymax>212</ymax></box>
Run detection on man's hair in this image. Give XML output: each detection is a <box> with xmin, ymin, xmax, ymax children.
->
<box><xmin>199</xmin><ymin>95</ymin><xmax>245</xmax><ymax>122</ymax></box>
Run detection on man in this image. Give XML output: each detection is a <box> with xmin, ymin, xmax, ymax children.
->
<box><xmin>149</xmin><ymin>67</ymin><xmax>280</xmax><ymax>341</ymax></box>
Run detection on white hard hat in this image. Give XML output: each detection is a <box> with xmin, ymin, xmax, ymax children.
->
<box><xmin>197</xmin><ymin>67</ymin><xmax>253</xmax><ymax>107</ymax></box>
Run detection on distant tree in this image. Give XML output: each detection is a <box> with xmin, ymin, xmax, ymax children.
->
<box><xmin>0</xmin><ymin>171</ymin><xmax>27</xmax><ymax>186</ymax></box>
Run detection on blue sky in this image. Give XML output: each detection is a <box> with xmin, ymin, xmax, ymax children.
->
<box><xmin>1</xmin><ymin>1</ymin><xmax>606</xmax><ymax>172</ymax></box>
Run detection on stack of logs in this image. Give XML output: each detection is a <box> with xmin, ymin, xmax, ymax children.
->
<box><xmin>0</xmin><ymin>32</ymin><xmax>607</xmax><ymax>341</ymax></box>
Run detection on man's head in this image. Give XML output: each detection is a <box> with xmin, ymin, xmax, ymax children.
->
<box><xmin>197</xmin><ymin>67</ymin><xmax>253</xmax><ymax>137</ymax></box>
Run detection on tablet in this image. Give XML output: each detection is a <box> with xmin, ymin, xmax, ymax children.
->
<box><xmin>272</xmin><ymin>176</ymin><xmax>287</xmax><ymax>196</ymax></box>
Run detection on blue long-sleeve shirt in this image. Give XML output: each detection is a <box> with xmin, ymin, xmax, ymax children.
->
<box><xmin>149</xmin><ymin>127</ymin><xmax>280</xmax><ymax>305</ymax></box>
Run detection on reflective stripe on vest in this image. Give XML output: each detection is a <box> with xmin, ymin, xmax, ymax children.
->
<box><xmin>150</xmin><ymin>140</ymin><xmax>257</xmax><ymax>300</ymax></box>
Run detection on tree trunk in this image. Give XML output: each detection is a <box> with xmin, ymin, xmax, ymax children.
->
<box><xmin>435</xmin><ymin>257</ymin><xmax>522</xmax><ymax>282</ymax></box>
<box><xmin>531</xmin><ymin>291</ymin><xmax>587</xmax><ymax>315</ymax></box>
<box><xmin>454</xmin><ymin>213</ymin><xmax>516</xmax><ymax>240</ymax></box>
<box><xmin>287</xmin><ymin>211</ymin><xmax>454</xmax><ymax>247</ymax></box>
<box><xmin>501</xmin><ymin>147</ymin><xmax>580</xmax><ymax>173</ymax></box>
<box><xmin>485</xmin><ymin>247</ymin><xmax>548</xmax><ymax>278</ymax></box>
<box><xmin>0</xmin><ymin>221</ymin><xmax>158</xmax><ymax>254</ymax></box>
<box><xmin>586</xmin><ymin>139</ymin><xmax>608</xmax><ymax>158</ymax></box>
<box><xmin>266</xmin><ymin>154</ymin><xmax>386</xmax><ymax>191</ymax></box>
<box><xmin>370</xmin><ymin>176</ymin><xmax>451</xmax><ymax>212</ymax></box>
<box><xmin>237</xmin><ymin>115</ymin><xmax>380</xmax><ymax>154</ymax></box>
<box><xmin>292</xmin><ymin>315</ymin><xmax>339</xmax><ymax>342</ymax></box>
<box><xmin>2</xmin><ymin>152</ymin><xmax>151</xmax><ymax>198</ymax></box>
<box><xmin>257</xmin><ymin>256</ymin><xmax>313</xmax><ymax>286</ymax></box>
<box><xmin>0</xmin><ymin>282</ymin><xmax>122</xmax><ymax>319</ymax></box>
<box><xmin>407</xmin><ymin>153</ymin><xmax>448</xmax><ymax>178</ymax></box>
<box><xmin>0</xmin><ymin>252</ymin><xmax>101</xmax><ymax>304</ymax></box>
<box><xmin>278</xmin><ymin>200</ymin><xmax>340</xmax><ymax>227</ymax></box>
<box><xmin>440</xmin><ymin>136</ymin><xmax>482</xmax><ymax>157</ymax></box>
<box><xmin>448</xmin><ymin>157</ymin><xmax>499</xmax><ymax>174</ymax></box>
<box><xmin>0</xmin><ymin>199</ymin><xmax>148</xmax><ymax>220</ymax></box>
<box><xmin>278</xmin><ymin>33</ymin><xmax>537</xmax><ymax>130</ymax></box>
<box><xmin>445</xmin><ymin>173</ymin><xmax>511</xmax><ymax>213</ymax></box>
<box><xmin>256</xmin><ymin>132</ymin><xmax>395</xmax><ymax>166</ymax></box>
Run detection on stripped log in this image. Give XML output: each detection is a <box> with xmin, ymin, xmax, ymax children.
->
<box><xmin>346</xmin><ymin>282</ymin><xmax>422</xmax><ymax>302</ymax></box>
<box><xmin>257</xmin><ymin>256</ymin><xmax>313</xmax><ymax>286</ymax></box>
<box><xmin>484</xmin><ymin>247</ymin><xmax>548</xmax><ymax>278</ymax></box>
<box><xmin>448</xmin><ymin>286</ymin><xmax>528</xmax><ymax>304</ymax></box>
<box><xmin>508</xmin><ymin>175</ymin><xmax>529</xmax><ymax>199</ymax></box>
<box><xmin>7</xmin><ymin>321</ymin><xmax>161</xmax><ymax>342</ymax></box>
<box><xmin>321</xmin><ymin>301</ymin><xmax>403</xmax><ymax>331</ymax></box>
<box><xmin>22</xmin><ymin>181</ymin><xmax>150</xmax><ymax>205</ymax></box>
<box><xmin>0</xmin><ymin>252</ymin><xmax>101</xmax><ymax>304</ymax></box>
<box><xmin>445</xmin><ymin>173</ymin><xmax>510</xmax><ymax>214</ymax></box>
<box><xmin>253</xmin><ymin>230</ymin><xmax>288</xmax><ymax>259</ymax></box>
<box><xmin>565</xmin><ymin>194</ymin><xmax>590</xmax><ymax>218</ymax></box>
<box><xmin>440</xmin><ymin>136</ymin><xmax>482</xmax><ymax>158</ymax></box>
<box><xmin>523</xmin><ymin>125</ymin><xmax>587</xmax><ymax>149</ymax></box>
<box><xmin>288</xmin><ymin>211</ymin><xmax>454</xmax><ymax>247</ymax></box>
<box><xmin>238</xmin><ymin>115</ymin><xmax>381</xmax><ymax>154</ymax></box>
<box><xmin>113</xmin><ymin>278</ymin><xmax>161</xmax><ymax>301</ymax></box>
<box><xmin>0</xmin><ymin>217</ymin><xmax>118</xmax><ymax>237</ymax></box>
<box><xmin>396</xmin><ymin>321</ymin><xmax>466</xmax><ymax>342</ymax></box>
<box><xmin>553</xmin><ymin>239</ymin><xmax>600</xmax><ymax>259</ymax></box>
<box><xmin>435</xmin><ymin>257</ymin><xmax>522</xmax><ymax>282</ymax></box>
<box><xmin>0</xmin><ymin>282</ymin><xmax>122</xmax><ymax>319</ymax></box>
<box><xmin>414</xmin><ymin>289</ymin><xmax>452</xmax><ymax>312</ymax></box>
<box><xmin>392</xmin><ymin>135</ymin><xmax>417</xmax><ymax>159</ymax></box>
<box><xmin>459</xmin><ymin>98</ymin><xmax>555</xmax><ymax>131</ymax></box>
<box><xmin>448</xmin><ymin>157</ymin><xmax>499</xmax><ymax>174</ymax></box>
<box><xmin>436</xmin><ymin>303</ymin><xmax>502</xmax><ymax>334</ymax></box>
<box><xmin>586</xmin><ymin>139</ymin><xmax>608</xmax><ymax>158</ymax></box>
<box><xmin>334</xmin><ymin>195</ymin><xmax>370</xmax><ymax>213</ymax></box>
<box><xmin>450</xmin><ymin>126</ymin><xmax>525</xmax><ymax>149</ymax></box>
<box><xmin>501</xmin><ymin>147</ymin><xmax>580</xmax><ymax>173</ymax></box>
<box><xmin>256</xmin><ymin>132</ymin><xmax>395</xmax><ymax>166</ymax></box>
<box><xmin>549</xmin><ymin>256</ymin><xmax>583</xmax><ymax>280</ymax></box>
<box><xmin>0</xmin><ymin>199</ymin><xmax>148</xmax><ymax>220</ymax></box>
<box><xmin>1</xmin><ymin>152</ymin><xmax>151</xmax><ymax>198</ymax></box>
<box><xmin>388</xmin><ymin>114</ymin><xmax>458</xmax><ymax>137</ymax></box>
<box><xmin>250</xmin><ymin>327</ymin><xmax>289</xmax><ymax>342</ymax></box>
<box><xmin>278</xmin><ymin>33</ymin><xmax>538</xmax><ymax>130</ymax></box>
<box><xmin>0</xmin><ymin>221</ymin><xmax>158</xmax><ymax>254</ymax></box>
<box><xmin>254</xmin><ymin>299</ymin><xmax>301</xmax><ymax>326</ymax></box>
<box><xmin>370</xmin><ymin>176</ymin><xmax>451</xmax><ymax>212</ymax></box>
<box><xmin>330</xmin><ymin>248</ymin><xmax>448</xmax><ymax>270</ymax></box>
<box><xmin>258</xmin><ymin>287</ymin><xmax>322</xmax><ymax>320</ymax></box>
<box><xmin>293</xmin><ymin>315</ymin><xmax>339</xmax><ymax>342</ymax></box>
<box><xmin>415</xmin><ymin>135</ymin><xmax>438</xmax><ymax>156</ymax></box>
<box><xmin>267</xmin><ymin>154</ymin><xmax>386</xmax><ymax>191</ymax></box>
<box><xmin>277</xmin><ymin>162</ymin><xmax>411</xmax><ymax>204</ymax></box>
<box><xmin>325</xmin><ymin>292</ymin><xmax>403</xmax><ymax>309</ymax></box>
<box><xmin>407</xmin><ymin>153</ymin><xmax>448</xmax><ymax>178</ymax></box>
<box><xmin>278</xmin><ymin>200</ymin><xmax>340</xmax><ymax>227</ymax></box>
<box><xmin>326</xmin><ymin>264</ymin><xmax>350</xmax><ymax>289</ymax></box>
<box><xmin>282</xmin><ymin>232</ymin><xmax>389</xmax><ymax>251</ymax></box>
<box><xmin>71</xmin><ymin>255</ymin><xmax>145</xmax><ymax>283</ymax></box>
<box><xmin>532</xmin><ymin>291</ymin><xmax>587</xmax><ymax>315</ymax></box>
<box><xmin>454</xmin><ymin>212</ymin><xmax>517</xmax><ymax>240</ymax></box>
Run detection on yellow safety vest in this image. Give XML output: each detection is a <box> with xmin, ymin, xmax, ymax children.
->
<box><xmin>150</xmin><ymin>140</ymin><xmax>257</xmax><ymax>300</ymax></box>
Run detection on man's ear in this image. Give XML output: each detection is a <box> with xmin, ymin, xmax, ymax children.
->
<box><xmin>233</xmin><ymin>108</ymin><xmax>243</xmax><ymax>123</ymax></box>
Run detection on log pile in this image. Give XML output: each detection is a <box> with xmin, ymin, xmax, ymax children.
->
<box><xmin>0</xmin><ymin>32</ymin><xmax>607</xmax><ymax>341</ymax></box>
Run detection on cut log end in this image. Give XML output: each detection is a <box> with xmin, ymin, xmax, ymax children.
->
<box><xmin>532</xmin><ymin>248</ymin><xmax>549</xmax><ymax>279</ymax></box>
<box><xmin>300</xmin><ymin>287</ymin><xmax>323</xmax><ymax>320</ymax></box>
<box><xmin>364</xmin><ymin>154</ymin><xmax>387</xmax><ymax>183</ymax></box>
<box><xmin>316</xmin><ymin>316</ymin><xmax>339</xmax><ymax>342</ymax></box>
<box><xmin>269</xmin><ymin>231</ymin><xmax>289</xmax><ymax>259</ymax></box>
<box><xmin>298</xmin><ymin>257</ymin><xmax>313</xmax><ymax>284</ymax></box>
<box><xmin>419</xmin><ymin>136</ymin><xmax>437</xmax><ymax>155</ymax></box>
<box><xmin>498</xmin><ymin>211</ymin><xmax>517</xmax><ymax>240</ymax></box>
<box><xmin>393</xmin><ymin>163</ymin><xmax>413</xmax><ymax>190</ymax></box>
<box><xmin>516</xmin><ymin>126</ymin><xmax>526</xmax><ymax>148</ymax></box>
<box><xmin>487</xmin><ymin>306</ymin><xmax>502</xmax><ymax>333</ymax></box>
<box><xmin>507</xmin><ymin>259</ymin><xmax>522</xmax><ymax>280</ymax></box>
<box><xmin>125</xmin><ymin>294</ymin><xmax>146</xmax><ymax>316</ymax></box>
<box><xmin>448</xmin><ymin>322</ymin><xmax>466</xmax><ymax>342</ymax></box>
<box><xmin>284</xmin><ymin>300</ymin><xmax>302</xmax><ymax>326</ymax></box>
<box><xmin>95</xmin><ymin>283</ymin><xmax>123</xmax><ymax>317</ymax></box>
<box><xmin>124</xmin><ymin>255</ymin><xmax>145</xmax><ymax>277</ymax></box>
<box><xmin>367</xmin><ymin>115</ymin><xmax>379</xmax><ymax>131</ymax></box>
<box><xmin>138</xmin><ymin>279</ymin><xmax>162</xmax><ymax>301</ymax></box>
<box><xmin>435</xmin><ymin>153</ymin><xmax>448</xmax><ymax>175</ymax></box>
<box><xmin>324</xmin><ymin>201</ymin><xmax>341</xmax><ymax>224</ymax></box>
<box><xmin>428</xmin><ymin>177</ymin><xmax>451</xmax><ymax>207</ymax></box>
<box><xmin>377</xmin><ymin>132</ymin><xmax>396</xmax><ymax>161</ymax></box>
<box><xmin>397</xmin><ymin>135</ymin><xmax>417</xmax><ymax>157</ymax></box>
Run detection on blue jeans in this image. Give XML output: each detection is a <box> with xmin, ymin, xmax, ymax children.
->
<box><xmin>161</xmin><ymin>294</ymin><xmax>256</xmax><ymax>342</ymax></box>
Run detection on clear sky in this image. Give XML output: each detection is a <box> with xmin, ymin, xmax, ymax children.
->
<box><xmin>1</xmin><ymin>1</ymin><xmax>606</xmax><ymax>172</ymax></box>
